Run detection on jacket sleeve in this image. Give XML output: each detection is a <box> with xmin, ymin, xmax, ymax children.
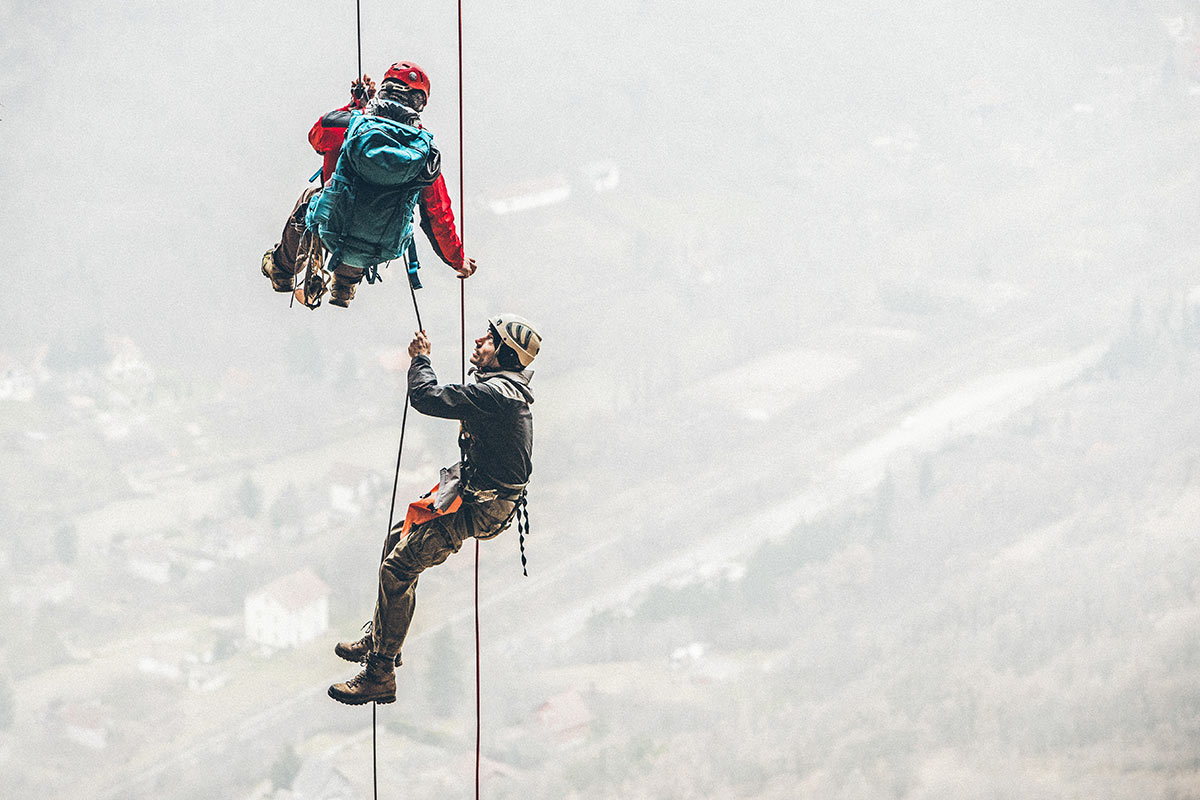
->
<box><xmin>309</xmin><ymin>103</ymin><xmax>356</xmax><ymax>183</ymax></box>
<box><xmin>418</xmin><ymin>175</ymin><xmax>465</xmax><ymax>268</ymax></box>
<box><xmin>407</xmin><ymin>356</ymin><xmax>508</xmax><ymax>420</ymax></box>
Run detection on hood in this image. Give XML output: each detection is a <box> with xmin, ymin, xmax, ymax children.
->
<box><xmin>473</xmin><ymin>367</ymin><xmax>534</xmax><ymax>404</ymax></box>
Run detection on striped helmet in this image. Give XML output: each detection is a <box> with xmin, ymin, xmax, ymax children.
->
<box><xmin>489</xmin><ymin>314</ymin><xmax>541</xmax><ymax>368</ymax></box>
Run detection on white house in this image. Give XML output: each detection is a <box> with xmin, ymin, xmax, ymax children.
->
<box><xmin>60</xmin><ymin>703</ymin><xmax>110</xmax><ymax>750</ymax></box>
<box><xmin>127</xmin><ymin>540</ymin><xmax>174</xmax><ymax>585</ymax></box>
<box><xmin>327</xmin><ymin>463</ymin><xmax>382</xmax><ymax>517</ymax></box>
<box><xmin>104</xmin><ymin>335</ymin><xmax>155</xmax><ymax>405</ymax></box>
<box><xmin>244</xmin><ymin>568</ymin><xmax>330</xmax><ymax>650</ymax></box>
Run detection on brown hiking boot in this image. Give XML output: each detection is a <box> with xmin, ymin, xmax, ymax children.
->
<box><xmin>334</xmin><ymin>631</ymin><xmax>373</xmax><ymax>663</ymax></box>
<box><xmin>328</xmin><ymin>273</ymin><xmax>359</xmax><ymax>308</ymax></box>
<box><xmin>261</xmin><ymin>248</ymin><xmax>295</xmax><ymax>293</ymax></box>
<box><xmin>328</xmin><ymin>652</ymin><xmax>396</xmax><ymax>705</ymax></box>
<box><xmin>334</xmin><ymin>624</ymin><xmax>401</xmax><ymax>666</ymax></box>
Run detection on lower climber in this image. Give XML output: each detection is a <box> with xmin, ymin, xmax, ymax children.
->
<box><xmin>328</xmin><ymin>313</ymin><xmax>541</xmax><ymax>705</ymax></box>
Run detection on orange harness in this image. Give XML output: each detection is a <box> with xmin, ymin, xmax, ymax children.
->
<box><xmin>400</xmin><ymin>482</ymin><xmax>463</xmax><ymax>537</ymax></box>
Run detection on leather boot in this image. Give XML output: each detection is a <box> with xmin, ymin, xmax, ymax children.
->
<box><xmin>334</xmin><ymin>625</ymin><xmax>402</xmax><ymax>666</ymax></box>
<box><xmin>328</xmin><ymin>273</ymin><xmax>359</xmax><ymax>308</ymax></box>
<box><xmin>334</xmin><ymin>631</ymin><xmax>373</xmax><ymax>663</ymax></box>
<box><xmin>261</xmin><ymin>248</ymin><xmax>294</xmax><ymax>293</ymax></box>
<box><xmin>328</xmin><ymin>652</ymin><xmax>396</xmax><ymax>705</ymax></box>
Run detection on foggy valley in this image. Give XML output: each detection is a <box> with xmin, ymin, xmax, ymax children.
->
<box><xmin>3</xmin><ymin>1</ymin><xmax>1200</xmax><ymax>798</ymax></box>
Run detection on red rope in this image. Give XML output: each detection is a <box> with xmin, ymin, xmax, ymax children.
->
<box><xmin>456</xmin><ymin>2</ymin><xmax>481</xmax><ymax>797</ymax></box>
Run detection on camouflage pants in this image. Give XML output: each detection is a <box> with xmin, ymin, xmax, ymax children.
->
<box><xmin>372</xmin><ymin>496</ymin><xmax>518</xmax><ymax>663</ymax></box>
<box><xmin>272</xmin><ymin>185</ymin><xmax>363</xmax><ymax>286</ymax></box>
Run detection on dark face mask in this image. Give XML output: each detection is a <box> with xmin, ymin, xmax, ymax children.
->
<box><xmin>378</xmin><ymin>80</ymin><xmax>426</xmax><ymax>112</ymax></box>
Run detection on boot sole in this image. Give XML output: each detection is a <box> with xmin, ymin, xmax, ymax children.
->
<box><xmin>327</xmin><ymin>686</ymin><xmax>396</xmax><ymax>705</ymax></box>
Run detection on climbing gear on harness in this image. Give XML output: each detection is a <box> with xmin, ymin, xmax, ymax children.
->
<box><xmin>435</xmin><ymin>462</ymin><xmax>463</xmax><ymax>511</ymax></box>
<box><xmin>488</xmin><ymin>314</ymin><xmax>542</xmax><ymax>368</ymax></box>
<box><xmin>328</xmin><ymin>651</ymin><xmax>397</xmax><ymax>706</ymax></box>
<box><xmin>296</xmin><ymin>236</ymin><xmax>330</xmax><ymax>309</ymax></box>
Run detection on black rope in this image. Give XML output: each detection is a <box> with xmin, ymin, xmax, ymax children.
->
<box><xmin>381</xmin><ymin>274</ymin><xmax>425</xmax><ymax>564</ymax></box>
<box><xmin>409</xmin><ymin>271</ymin><xmax>424</xmax><ymax>331</ymax></box>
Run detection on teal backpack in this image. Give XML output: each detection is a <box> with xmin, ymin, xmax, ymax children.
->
<box><xmin>305</xmin><ymin>114</ymin><xmax>441</xmax><ymax>270</ymax></box>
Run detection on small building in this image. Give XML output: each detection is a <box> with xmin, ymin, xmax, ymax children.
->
<box><xmin>104</xmin><ymin>335</ymin><xmax>155</xmax><ymax>406</ymax></box>
<box><xmin>60</xmin><ymin>703</ymin><xmax>110</xmax><ymax>750</ymax></box>
<box><xmin>244</xmin><ymin>568</ymin><xmax>330</xmax><ymax>650</ymax></box>
<box><xmin>127</xmin><ymin>540</ymin><xmax>174</xmax><ymax>585</ymax></box>
<box><xmin>327</xmin><ymin>463</ymin><xmax>382</xmax><ymax>517</ymax></box>
<box><xmin>535</xmin><ymin>690</ymin><xmax>592</xmax><ymax>745</ymax></box>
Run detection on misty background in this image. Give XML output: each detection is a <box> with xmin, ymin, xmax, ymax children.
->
<box><xmin>3</xmin><ymin>0</ymin><xmax>1200</xmax><ymax>797</ymax></box>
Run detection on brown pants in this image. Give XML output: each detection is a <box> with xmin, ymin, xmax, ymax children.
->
<box><xmin>372</xmin><ymin>496</ymin><xmax>518</xmax><ymax>663</ymax></box>
<box><xmin>272</xmin><ymin>186</ymin><xmax>363</xmax><ymax>286</ymax></box>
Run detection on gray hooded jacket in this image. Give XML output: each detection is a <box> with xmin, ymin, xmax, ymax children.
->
<box><xmin>407</xmin><ymin>355</ymin><xmax>534</xmax><ymax>490</ymax></box>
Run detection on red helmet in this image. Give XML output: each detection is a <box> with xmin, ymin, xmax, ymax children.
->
<box><xmin>383</xmin><ymin>61</ymin><xmax>430</xmax><ymax>99</ymax></box>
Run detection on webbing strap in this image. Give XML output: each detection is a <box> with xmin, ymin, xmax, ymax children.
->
<box><xmin>516</xmin><ymin>493</ymin><xmax>530</xmax><ymax>577</ymax></box>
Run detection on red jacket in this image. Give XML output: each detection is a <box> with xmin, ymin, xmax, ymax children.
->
<box><xmin>308</xmin><ymin>104</ymin><xmax>465</xmax><ymax>269</ymax></box>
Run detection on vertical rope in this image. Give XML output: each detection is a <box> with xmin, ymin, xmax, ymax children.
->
<box><xmin>456</xmin><ymin>3</ymin><xmax>481</xmax><ymax>797</ymax></box>
<box><xmin>383</xmin><ymin>278</ymin><xmax>424</xmax><ymax>562</ymax></box>
<box><xmin>358</xmin><ymin>2</ymin><xmax>375</xmax><ymax>793</ymax></box>
<box><xmin>359</xmin><ymin>2</ymin><xmax>375</xmax><ymax>793</ymax></box>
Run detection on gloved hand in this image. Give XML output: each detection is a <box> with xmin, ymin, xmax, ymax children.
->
<box><xmin>350</xmin><ymin>73</ymin><xmax>377</xmax><ymax>107</ymax></box>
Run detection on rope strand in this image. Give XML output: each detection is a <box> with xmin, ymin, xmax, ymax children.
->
<box><xmin>355</xmin><ymin>0</ymin><xmax>362</xmax><ymax>80</ymax></box>
<box><xmin>456</xmin><ymin>3</ymin><xmax>481</xmax><ymax>796</ymax></box>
